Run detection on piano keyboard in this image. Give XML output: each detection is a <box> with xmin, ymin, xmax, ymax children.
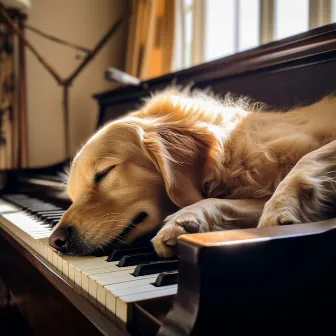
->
<box><xmin>0</xmin><ymin>194</ymin><xmax>178</xmax><ymax>325</ymax></box>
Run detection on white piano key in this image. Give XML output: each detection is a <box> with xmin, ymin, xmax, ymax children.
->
<box><xmin>101</xmin><ymin>277</ymin><xmax>158</xmax><ymax>308</ymax></box>
<box><xmin>31</xmin><ymin>233</ymin><xmax>52</xmax><ymax>239</ymax></box>
<box><xmin>0</xmin><ymin>199</ymin><xmax>19</xmax><ymax>213</ymax></box>
<box><xmin>90</xmin><ymin>269</ymin><xmax>137</xmax><ymax>282</ymax></box>
<box><xmin>48</xmin><ymin>248</ymin><xmax>55</xmax><ymax>263</ymax></box>
<box><xmin>52</xmin><ymin>251</ymin><xmax>59</xmax><ymax>267</ymax></box>
<box><xmin>87</xmin><ymin>268</ymin><xmax>137</xmax><ymax>298</ymax></box>
<box><xmin>0</xmin><ymin>214</ymin><xmax>27</xmax><ymax>244</ymax></box>
<box><xmin>43</xmin><ymin>245</ymin><xmax>50</xmax><ymax>261</ymax></box>
<box><xmin>1</xmin><ymin>213</ymin><xmax>48</xmax><ymax>253</ymax></box>
<box><xmin>83</xmin><ymin>264</ymin><xmax>131</xmax><ymax>277</ymax></box>
<box><xmin>89</xmin><ymin>278</ymin><xmax>99</xmax><ymax>298</ymax></box>
<box><xmin>115</xmin><ymin>286</ymin><xmax>178</xmax><ymax>323</ymax></box>
<box><xmin>3</xmin><ymin>214</ymin><xmax>52</xmax><ymax>241</ymax></box>
<box><xmin>81</xmin><ymin>275</ymin><xmax>91</xmax><ymax>293</ymax></box>
<box><xmin>69</xmin><ymin>264</ymin><xmax>75</xmax><ymax>281</ymax></box>
<box><xmin>71</xmin><ymin>259</ymin><xmax>117</xmax><ymax>271</ymax></box>
<box><xmin>61</xmin><ymin>256</ymin><xmax>107</xmax><ymax>283</ymax></box>
<box><xmin>57</xmin><ymin>255</ymin><xmax>63</xmax><ymax>272</ymax></box>
<box><xmin>114</xmin><ymin>283</ymin><xmax>161</xmax><ymax>297</ymax></box>
<box><xmin>106</xmin><ymin>277</ymin><xmax>157</xmax><ymax>292</ymax></box>
<box><xmin>81</xmin><ymin>265</ymin><xmax>134</xmax><ymax>292</ymax></box>
<box><xmin>72</xmin><ymin>258</ymin><xmax>116</xmax><ymax>287</ymax></box>
<box><xmin>74</xmin><ymin>269</ymin><xmax>82</xmax><ymax>286</ymax></box>
<box><xmin>61</xmin><ymin>255</ymin><xmax>97</xmax><ymax>278</ymax></box>
<box><xmin>62</xmin><ymin>255</ymin><xmax>102</xmax><ymax>263</ymax></box>
<box><xmin>38</xmin><ymin>238</ymin><xmax>49</xmax><ymax>256</ymax></box>
<box><xmin>97</xmin><ymin>286</ymin><xmax>107</xmax><ymax>305</ymax></box>
<box><xmin>95</xmin><ymin>273</ymin><xmax>156</xmax><ymax>305</ymax></box>
<box><xmin>63</xmin><ymin>259</ymin><xmax>69</xmax><ymax>277</ymax></box>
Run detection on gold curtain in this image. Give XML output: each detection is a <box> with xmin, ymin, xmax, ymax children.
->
<box><xmin>0</xmin><ymin>8</ymin><xmax>28</xmax><ymax>170</ymax></box>
<box><xmin>125</xmin><ymin>0</ymin><xmax>176</xmax><ymax>80</ymax></box>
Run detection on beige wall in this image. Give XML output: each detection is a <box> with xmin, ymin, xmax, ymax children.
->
<box><xmin>26</xmin><ymin>0</ymin><xmax>128</xmax><ymax>167</ymax></box>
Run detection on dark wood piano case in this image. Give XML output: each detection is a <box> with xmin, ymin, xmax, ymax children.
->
<box><xmin>1</xmin><ymin>23</ymin><xmax>336</xmax><ymax>336</ymax></box>
<box><xmin>95</xmin><ymin>23</ymin><xmax>336</xmax><ymax>127</ymax></box>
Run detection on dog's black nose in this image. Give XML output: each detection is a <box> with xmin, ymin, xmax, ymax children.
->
<box><xmin>49</xmin><ymin>226</ymin><xmax>71</xmax><ymax>252</ymax></box>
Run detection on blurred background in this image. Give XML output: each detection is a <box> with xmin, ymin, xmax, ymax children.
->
<box><xmin>0</xmin><ymin>0</ymin><xmax>335</xmax><ymax>170</ymax></box>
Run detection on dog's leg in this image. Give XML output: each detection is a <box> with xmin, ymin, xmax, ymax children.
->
<box><xmin>152</xmin><ymin>198</ymin><xmax>265</xmax><ymax>257</ymax></box>
<box><xmin>258</xmin><ymin>140</ymin><xmax>336</xmax><ymax>228</ymax></box>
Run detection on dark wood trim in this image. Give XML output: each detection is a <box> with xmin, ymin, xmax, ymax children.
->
<box><xmin>179</xmin><ymin>217</ymin><xmax>336</xmax><ymax>250</ymax></box>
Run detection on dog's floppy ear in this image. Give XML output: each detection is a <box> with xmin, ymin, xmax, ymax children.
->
<box><xmin>142</xmin><ymin>126</ymin><xmax>207</xmax><ymax>208</ymax></box>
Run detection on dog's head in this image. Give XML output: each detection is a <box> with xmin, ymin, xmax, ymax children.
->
<box><xmin>49</xmin><ymin>92</ymin><xmax>215</xmax><ymax>255</ymax></box>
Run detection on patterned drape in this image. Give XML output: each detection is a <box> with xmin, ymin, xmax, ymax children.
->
<box><xmin>0</xmin><ymin>8</ymin><xmax>27</xmax><ymax>170</ymax></box>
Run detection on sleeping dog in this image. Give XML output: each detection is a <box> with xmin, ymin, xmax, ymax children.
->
<box><xmin>49</xmin><ymin>90</ymin><xmax>336</xmax><ymax>257</ymax></box>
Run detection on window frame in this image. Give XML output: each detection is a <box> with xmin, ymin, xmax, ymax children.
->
<box><xmin>177</xmin><ymin>0</ymin><xmax>333</xmax><ymax>69</ymax></box>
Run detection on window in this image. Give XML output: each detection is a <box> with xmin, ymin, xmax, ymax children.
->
<box><xmin>238</xmin><ymin>0</ymin><xmax>260</xmax><ymax>52</ymax></box>
<box><xmin>275</xmin><ymin>0</ymin><xmax>309</xmax><ymax>40</ymax></box>
<box><xmin>333</xmin><ymin>0</ymin><xmax>336</xmax><ymax>22</ymax></box>
<box><xmin>205</xmin><ymin>0</ymin><xmax>235</xmax><ymax>62</ymax></box>
<box><xmin>174</xmin><ymin>0</ymin><xmax>334</xmax><ymax>70</ymax></box>
<box><xmin>184</xmin><ymin>0</ymin><xmax>194</xmax><ymax>67</ymax></box>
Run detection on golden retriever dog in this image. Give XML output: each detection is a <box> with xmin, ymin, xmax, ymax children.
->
<box><xmin>49</xmin><ymin>90</ymin><xmax>336</xmax><ymax>257</ymax></box>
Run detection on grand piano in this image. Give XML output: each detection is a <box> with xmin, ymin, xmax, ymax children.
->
<box><xmin>1</xmin><ymin>23</ymin><xmax>336</xmax><ymax>336</ymax></box>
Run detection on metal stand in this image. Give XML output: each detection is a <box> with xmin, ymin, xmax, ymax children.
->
<box><xmin>0</xmin><ymin>5</ymin><xmax>128</xmax><ymax>158</ymax></box>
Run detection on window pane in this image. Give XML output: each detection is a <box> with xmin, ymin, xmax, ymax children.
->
<box><xmin>184</xmin><ymin>10</ymin><xmax>193</xmax><ymax>67</ymax></box>
<box><xmin>205</xmin><ymin>0</ymin><xmax>235</xmax><ymax>62</ymax></box>
<box><xmin>275</xmin><ymin>0</ymin><xmax>309</xmax><ymax>40</ymax></box>
<box><xmin>238</xmin><ymin>0</ymin><xmax>260</xmax><ymax>51</ymax></box>
<box><xmin>333</xmin><ymin>0</ymin><xmax>336</xmax><ymax>22</ymax></box>
<box><xmin>184</xmin><ymin>0</ymin><xmax>194</xmax><ymax>10</ymax></box>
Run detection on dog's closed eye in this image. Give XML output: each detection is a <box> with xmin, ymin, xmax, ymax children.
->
<box><xmin>94</xmin><ymin>165</ymin><xmax>116</xmax><ymax>184</ymax></box>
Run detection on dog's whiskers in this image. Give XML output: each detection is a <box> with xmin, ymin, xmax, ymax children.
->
<box><xmin>97</xmin><ymin>212</ymin><xmax>127</xmax><ymax>219</ymax></box>
<box><xmin>113</xmin><ymin>234</ymin><xmax>132</xmax><ymax>247</ymax></box>
<box><xmin>98</xmin><ymin>219</ymin><xmax>127</xmax><ymax>226</ymax></box>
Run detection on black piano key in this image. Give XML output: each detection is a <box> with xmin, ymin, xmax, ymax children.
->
<box><xmin>27</xmin><ymin>206</ymin><xmax>51</xmax><ymax>212</ymax></box>
<box><xmin>132</xmin><ymin>260</ymin><xmax>179</xmax><ymax>276</ymax></box>
<box><xmin>49</xmin><ymin>219</ymin><xmax>60</xmax><ymax>228</ymax></box>
<box><xmin>43</xmin><ymin>215</ymin><xmax>63</xmax><ymax>222</ymax></box>
<box><xmin>33</xmin><ymin>211</ymin><xmax>60</xmax><ymax>218</ymax></box>
<box><xmin>117</xmin><ymin>252</ymin><xmax>162</xmax><ymax>267</ymax></box>
<box><xmin>38</xmin><ymin>215</ymin><xmax>63</xmax><ymax>223</ymax></box>
<box><xmin>40</xmin><ymin>224</ymin><xmax>53</xmax><ymax>230</ymax></box>
<box><xmin>25</xmin><ymin>205</ymin><xmax>58</xmax><ymax>212</ymax></box>
<box><xmin>16</xmin><ymin>199</ymin><xmax>41</xmax><ymax>205</ymax></box>
<box><xmin>35</xmin><ymin>210</ymin><xmax>65</xmax><ymax>219</ymax></box>
<box><xmin>44</xmin><ymin>219</ymin><xmax>62</xmax><ymax>227</ymax></box>
<box><xmin>106</xmin><ymin>246</ymin><xmax>155</xmax><ymax>262</ymax></box>
<box><xmin>152</xmin><ymin>271</ymin><xmax>179</xmax><ymax>287</ymax></box>
<box><xmin>29</xmin><ymin>206</ymin><xmax>61</xmax><ymax>214</ymax></box>
<box><xmin>94</xmin><ymin>248</ymin><xmax>113</xmax><ymax>257</ymax></box>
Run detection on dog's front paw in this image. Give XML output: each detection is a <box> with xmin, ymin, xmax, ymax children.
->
<box><xmin>258</xmin><ymin>196</ymin><xmax>300</xmax><ymax>228</ymax></box>
<box><xmin>152</xmin><ymin>208</ymin><xmax>209</xmax><ymax>258</ymax></box>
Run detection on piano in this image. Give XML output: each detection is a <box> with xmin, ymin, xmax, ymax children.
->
<box><xmin>1</xmin><ymin>23</ymin><xmax>336</xmax><ymax>336</ymax></box>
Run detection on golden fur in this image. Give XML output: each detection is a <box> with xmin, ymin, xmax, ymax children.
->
<box><xmin>49</xmin><ymin>90</ymin><xmax>336</xmax><ymax>257</ymax></box>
